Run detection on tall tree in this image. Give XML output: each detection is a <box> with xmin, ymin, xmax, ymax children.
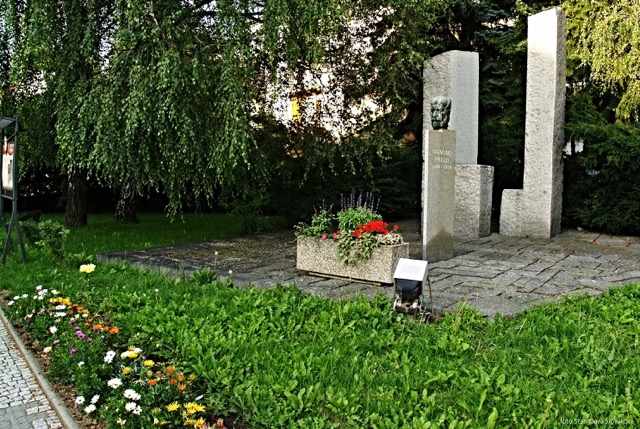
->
<box><xmin>566</xmin><ymin>0</ymin><xmax>640</xmax><ymax>121</ymax></box>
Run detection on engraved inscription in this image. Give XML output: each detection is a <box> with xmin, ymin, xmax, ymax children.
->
<box><xmin>431</xmin><ymin>148</ymin><xmax>453</xmax><ymax>170</ymax></box>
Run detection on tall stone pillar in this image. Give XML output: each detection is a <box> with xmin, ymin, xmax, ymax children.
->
<box><xmin>424</xmin><ymin>51</ymin><xmax>479</xmax><ymax>165</ymax></box>
<box><xmin>422</xmin><ymin>130</ymin><xmax>456</xmax><ymax>262</ymax></box>
<box><xmin>423</xmin><ymin>50</ymin><xmax>493</xmax><ymax>239</ymax></box>
<box><xmin>500</xmin><ymin>8</ymin><xmax>566</xmax><ymax>238</ymax></box>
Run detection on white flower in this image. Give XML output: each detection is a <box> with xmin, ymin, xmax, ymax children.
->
<box><xmin>48</xmin><ymin>326</ymin><xmax>57</xmax><ymax>334</ymax></box>
<box><xmin>79</xmin><ymin>263</ymin><xmax>96</xmax><ymax>273</ymax></box>
<box><xmin>55</xmin><ymin>312</ymin><xmax>66</xmax><ymax>318</ymax></box>
<box><xmin>229</xmin><ymin>270</ymin><xmax>233</xmax><ymax>275</ymax></box>
<box><xmin>52</xmin><ymin>289</ymin><xmax>59</xmax><ymax>295</ymax></box>
<box><xmin>91</xmin><ymin>395</ymin><xmax>100</xmax><ymax>404</ymax></box>
<box><xmin>104</xmin><ymin>350</ymin><xmax>116</xmax><ymax>364</ymax></box>
<box><xmin>55</xmin><ymin>305</ymin><xmax>66</xmax><ymax>310</ymax></box>
<box><xmin>21</xmin><ymin>294</ymin><xmax>28</xmax><ymax>298</ymax></box>
<box><xmin>120</xmin><ymin>347</ymin><xmax>142</xmax><ymax>359</ymax></box>
<box><xmin>132</xmin><ymin>405</ymin><xmax>142</xmax><ymax>415</ymax></box>
<box><xmin>75</xmin><ymin>396</ymin><xmax>85</xmax><ymax>405</ymax></box>
<box><xmin>123</xmin><ymin>389</ymin><xmax>141</xmax><ymax>401</ymax></box>
<box><xmin>36</xmin><ymin>285</ymin><xmax>42</xmax><ymax>291</ymax></box>
<box><xmin>107</xmin><ymin>378</ymin><xmax>123</xmax><ymax>389</ymax></box>
<box><xmin>13</xmin><ymin>295</ymin><xmax>20</xmax><ymax>300</ymax></box>
<box><xmin>43</xmin><ymin>346</ymin><xmax>52</xmax><ymax>354</ymax></box>
<box><xmin>125</xmin><ymin>402</ymin><xmax>138</xmax><ymax>413</ymax></box>
<box><xmin>7</xmin><ymin>301</ymin><xmax>14</xmax><ymax>306</ymax></box>
<box><xmin>84</xmin><ymin>404</ymin><xmax>96</xmax><ymax>414</ymax></box>
<box><xmin>78</xmin><ymin>361</ymin><xmax>85</xmax><ymax>367</ymax></box>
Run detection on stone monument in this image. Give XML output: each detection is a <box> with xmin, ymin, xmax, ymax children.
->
<box><xmin>423</xmin><ymin>50</ymin><xmax>493</xmax><ymax>239</ymax></box>
<box><xmin>422</xmin><ymin>96</ymin><xmax>456</xmax><ymax>262</ymax></box>
<box><xmin>500</xmin><ymin>8</ymin><xmax>566</xmax><ymax>238</ymax></box>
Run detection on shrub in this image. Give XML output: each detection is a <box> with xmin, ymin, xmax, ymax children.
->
<box><xmin>21</xmin><ymin>219</ymin><xmax>70</xmax><ymax>262</ymax></box>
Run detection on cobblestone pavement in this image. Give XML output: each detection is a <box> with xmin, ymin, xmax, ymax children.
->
<box><xmin>0</xmin><ymin>312</ymin><xmax>65</xmax><ymax>429</ymax></box>
<box><xmin>100</xmin><ymin>217</ymin><xmax>640</xmax><ymax>319</ymax></box>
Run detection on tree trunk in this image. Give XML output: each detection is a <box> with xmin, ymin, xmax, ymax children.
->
<box><xmin>115</xmin><ymin>183</ymin><xmax>138</xmax><ymax>223</ymax></box>
<box><xmin>65</xmin><ymin>169</ymin><xmax>88</xmax><ymax>227</ymax></box>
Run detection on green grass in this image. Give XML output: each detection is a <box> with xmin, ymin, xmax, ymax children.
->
<box><xmin>11</xmin><ymin>212</ymin><xmax>285</xmax><ymax>255</ymax></box>
<box><xmin>1</xmin><ymin>214</ymin><xmax>640</xmax><ymax>428</ymax></box>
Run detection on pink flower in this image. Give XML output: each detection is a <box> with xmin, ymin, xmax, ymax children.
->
<box><xmin>321</xmin><ymin>234</ymin><xmax>328</xmax><ymax>240</ymax></box>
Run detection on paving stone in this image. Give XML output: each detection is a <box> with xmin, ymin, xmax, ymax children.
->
<box><xmin>0</xmin><ymin>321</ymin><xmax>64</xmax><ymax>429</ymax></box>
<box><xmin>96</xmin><ymin>219</ymin><xmax>640</xmax><ymax>322</ymax></box>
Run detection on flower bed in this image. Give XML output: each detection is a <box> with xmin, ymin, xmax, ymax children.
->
<box><xmin>296</xmin><ymin>236</ymin><xmax>409</xmax><ymax>284</ymax></box>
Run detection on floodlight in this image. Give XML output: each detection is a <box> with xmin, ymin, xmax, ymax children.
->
<box><xmin>393</xmin><ymin>258</ymin><xmax>429</xmax><ymax>315</ymax></box>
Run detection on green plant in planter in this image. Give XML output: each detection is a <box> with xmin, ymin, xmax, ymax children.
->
<box><xmin>295</xmin><ymin>205</ymin><xmax>403</xmax><ymax>266</ymax></box>
<box><xmin>336</xmin><ymin>218</ymin><xmax>403</xmax><ymax>265</ymax></box>
<box><xmin>294</xmin><ymin>208</ymin><xmax>335</xmax><ymax>238</ymax></box>
<box><xmin>337</xmin><ymin>206</ymin><xmax>382</xmax><ymax>233</ymax></box>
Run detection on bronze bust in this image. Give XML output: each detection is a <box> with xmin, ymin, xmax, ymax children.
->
<box><xmin>431</xmin><ymin>96</ymin><xmax>452</xmax><ymax>130</ymax></box>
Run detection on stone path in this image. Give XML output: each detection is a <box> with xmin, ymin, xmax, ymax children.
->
<box><xmin>100</xmin><ymin>218</ymin><xmax>640</xmax><ymax>318</ymax></box>
<box><xmin>0</xmin><ymin>310</ymin><xmax>77</xmax><ymax>429</ymax></box>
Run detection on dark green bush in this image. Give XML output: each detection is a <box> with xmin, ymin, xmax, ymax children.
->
<box><xmin>564</xmin><ymin>92</ymin><xmax>640</xmax><ymax>235</ymax></box>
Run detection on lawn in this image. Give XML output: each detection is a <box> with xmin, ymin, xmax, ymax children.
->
<box><xmin>1</xmin><ymin>213</ymin><xmax>639</xmax><ymax>428</ymax></box>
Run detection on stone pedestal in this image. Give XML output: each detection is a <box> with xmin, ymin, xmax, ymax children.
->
<box><xmin>422</xmin><ymin>130</ymin><xmax>456</xmax><ymax>262</ymax></box>
<box><xmin>424</xmin><ymin>50</ymin><xmax>492</xmax><ymax>239</ymax></box>
<box><xmin>424</xmin><ymin>51</ymin><xmax>479</xmax><ymax>165</ymax></box>
<box><xmin>455</xmin><ymin>165</ymin><xmax>494</xmax><ymax>239</ymax></box>
<box><xmin>500</xmin><ymin>8</ymin><xmax>566</xmax><ymax>238</ymax></box>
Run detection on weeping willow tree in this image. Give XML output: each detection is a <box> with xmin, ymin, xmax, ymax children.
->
<box><xmin>566</xmin><ymin>0</ymin><xmax>640</xmax><ymax>121</ymax></box>
<box><xmin>1</xmin><ymin>0</ymin><xmax>451</xmax><ymax>223</ymax></box>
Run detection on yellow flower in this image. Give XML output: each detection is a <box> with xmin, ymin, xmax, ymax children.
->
<box><xmin>122</xmin><ymin>367</ymin><xmax>132</xmax><ymax>375</ymax></box>
<box><xmin>167</xmin><ymin>402</ymin><xmax>180</xmax><ymax>412</ymax></box>
<box><xmin>185</xmin><ymin>418</ymin><xmax>207</xmax><ymax>427</ymax></box>
<box><xmin>183</xmin><ymin>402</ymin><xmax>205</xmax><ymax>414</ymax></box>
<box><xmin>143</xmin><ymin>360</ymin><xmax>154</xmax><ymax>367</ymax></box>
<box><xmin>79</xmin><ymin>263</ymin><xmax>96</xmax><ymax>273</ymax></box>
<box><xmin>151</xmin><ymin>408</ymin><xmax>161</xmax><ymax>415</ymax></box>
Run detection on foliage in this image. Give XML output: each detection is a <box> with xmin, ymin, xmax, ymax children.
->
<box><xmin>293</xmin><ymin>208</ymin><xmax>336</xmax><ymax>238</ymax></box>
<box><xmin>295</xmin><ymin>201</ymin><xmax>402</xmax><ymax>265</ymax></box>
<box><xmin>5</xmin><ymin>284</ymin><xmax>217</xmax><ymax>428</ymax></box>
<box><xmin>4</xmin><ymin>257</ymin><xmax>640</xmax><ymax>427</ymax></box>
<box><xmin>0</xmin><ymin>0</ymin><xmax>451</xmax><ymax>218</ymax></box>
<box><xmin>2</xmin><ymin>216</ymin><xmax>640</xmax><ymax>428</ymax></box>
<box><xmin>336</xmin><ymin>219</ymin><xmax>402</xmax><ymax>265</ymax></box>
<box><xmin>564</xmin><ymin>0</ymin><xmax>640</xmax><ymax>121</ymax></box>
<box><xmin>563</xmin><ymin>92</ymin><xmax>640</xmax><ymax>234</ymax></box>
<box><xmin>21</xmin><ymin>219</ymin><xmax>70</xmax><ymax>263</ymax></box>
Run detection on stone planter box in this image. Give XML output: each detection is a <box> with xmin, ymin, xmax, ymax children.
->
<box><xmin>296</xmin><ymin>237</ymin><xmax>410</xmax><ymax>284</ymax></box>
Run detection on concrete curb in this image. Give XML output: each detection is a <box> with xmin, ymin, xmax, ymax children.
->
<box><xmin>0</xmin><ymin>308</ymin><xmax>81</xmax><ymax>429</ymax></box>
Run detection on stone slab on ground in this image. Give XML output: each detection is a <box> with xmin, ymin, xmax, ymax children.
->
<box><xmin>99</xmin><ymin>217</ymin><xmax>640</xmax><ymax>320</ymax></box>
